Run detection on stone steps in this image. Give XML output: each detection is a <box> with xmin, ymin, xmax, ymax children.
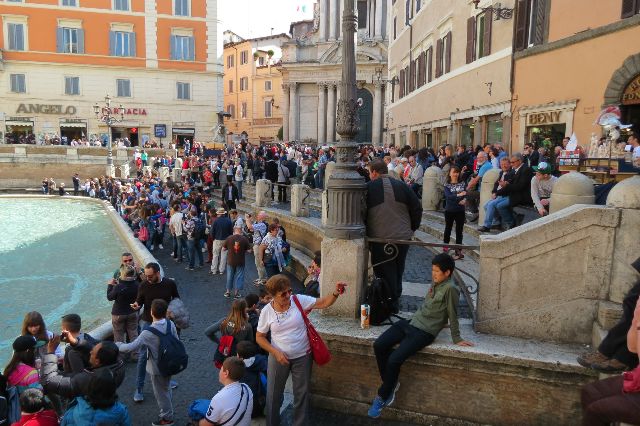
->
<box><xmin>417</xmin><ymin>217</ymin><xmax>482</xmax><ymax>262</ymax></box>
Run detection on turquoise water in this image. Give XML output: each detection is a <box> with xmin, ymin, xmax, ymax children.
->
<box><xmin>0</xmin><ymin>198</ymin><xmax>128</xmax><ymax>366</ymax></box>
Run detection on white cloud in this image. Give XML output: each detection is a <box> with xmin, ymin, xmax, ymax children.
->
<box><xmin>219</xmin><ymin>0</ymin><xmax>315</xmax><ymax>39</ymax></box>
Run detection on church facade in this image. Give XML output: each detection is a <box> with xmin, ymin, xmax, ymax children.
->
<box><xmin>278</xmin><ymin>0</ymin><xmax>389</xmax><ymax>146</ymax></box>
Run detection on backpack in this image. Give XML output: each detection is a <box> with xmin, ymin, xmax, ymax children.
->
<box><xmin>3</xmin><ymin>383</ymin><xmax>21</xmax><ymax>424</ymax></box>
<box><xmin>145</xmin><ymin>321</ymin><xmax>188</xmax><ymax>377</ymax></box>
<box><xmin>364</xmin><ymin>276</ymin><xmax>394</xmax><ymax>326</ymax></box>
<box><xmin>213</xmin><ymin>335</ymin><xmax>236</xmax><ymax>369</ymax></box>
<box><xmin>192</xmin><ymin>217</ymin><xmax>206</xmax><ymax>241</ymax></box>
<box><xmin>138</xmin><ymin>224</ymin><xmax>149</xmax><ymax>242</ymax></box>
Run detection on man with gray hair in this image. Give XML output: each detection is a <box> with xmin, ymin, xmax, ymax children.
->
<box><xmin>494</xmin><ymin>152</ymin><xmax>533</xmax><ymax>230</ymax></box>
<box><xmin>464</xmin><ymin>151</ymin><xmax>493</xmax><ymax>221</ymax></box>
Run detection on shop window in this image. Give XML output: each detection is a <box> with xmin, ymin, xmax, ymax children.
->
<box><xmin>460</xmin><ymin>121</ymin><xmax>474</xmax><ymax>147</ymax></box>
<box><xmin>486</xmin><ymin>117</ymin><xmax>503</xmax><ymax>145</ymax></box>
<box><xmin>400</xmin><ymin>131</ymin><xmax>407</xmax><ymax>146</ymax></box>
<box><xmin>6</xmin><ymin>23</ymin><xmax>25</xmax><ymax>51</ymax></box>
<box><xmin>264</xmin><ymin>100</ymin><xmax>272</xmax><ymax>118</ymax></box>
<box><xmin>514</xmin><ymin>0</ymin><xmax>548</xmax><ymax>51</ymax></box>
<box><xmin>177</xmin><ymin>81</ymin><xmax>190</xmax><ymax>100</ymax></box>
<box><xmin>57</xmin><ymin>27</ymin><xmax>84</xmax><ymax>54</ymax></box>
<box><xmin>240</xmin><ymin>50</ymin><xmax>248</xmax><ymax>65</ymax></box>
<box><xmin>110</xmin><ymin>31</ymin><xmax>136</xmax><ymax>57</ymax></box>
<box><xmin>64</xmin><ymin>76</ymin><xmax>80</xmax><ymax>95</ymax></box>
<box><xmin>114</xmin><ymin>0</ymin><xmax>129</xmax><ymax>11</ymax></box>
<box><xmin>170</xmin><ymin>34</ymin><xmax>194</xmax><ymax>61</ymax></box>
<box><xmin>174</xmin><ymin>0</ymin><xmax>189</xmax><ymax>16</ymax></box>
<box><xmin>10</xmin><ymin>74</ymin><xmax>26</xmax><ymax>93</ymax></box>
<box><xmin>264</xmin><ymin>80</ymin><xmax>272</xmax><ymax>91</ymax></box>
<box><xmin>621</xmin><ymin>0</ymin><xmax>640</xmax><ymax>18</ymax></box>
<box><xmin>116</xmin><ymin>79</ymin><xmax>131</xmax><ymax>97</ymax></box>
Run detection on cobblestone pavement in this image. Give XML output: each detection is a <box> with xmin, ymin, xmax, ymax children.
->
<box><xmin>121</xmin><ymin>239</ymin><xmax>417</xmax><ymax>425</ymax></box>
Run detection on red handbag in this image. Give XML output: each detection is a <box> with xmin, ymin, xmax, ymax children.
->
<box><xmin>292</xmin><ymin>295</ymin><xmax>331</xmax><ymax>366</ymax></box>
<box><xmin>623</xmin><ymin>366</ymin><xmax>640</xmax><ymax>393</ymax></box>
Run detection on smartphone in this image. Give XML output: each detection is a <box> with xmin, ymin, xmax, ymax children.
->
<box><xmin>337</xmin><ymin>283</ymin><xmax>347</xmax><ymax>295</ymax></box>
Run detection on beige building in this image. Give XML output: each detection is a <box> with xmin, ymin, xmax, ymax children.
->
<box><xmin>511</xmin><ymin>0</ymin><xmax>640</xmax><ymax>152</ymax></box>
<box><xmin>223</xmin><ymin>34</ymin><xmax>289</xmax><ymax>144</ymax></box>
<box><xmin>386</xmin><ymin>0</ymin><xmax>515</xmax><ymax>150</ymax></box>
<box><xmin>279</xmin><ymin>0</ymin><xmax>389</xmax><ymax>145</ymax></box>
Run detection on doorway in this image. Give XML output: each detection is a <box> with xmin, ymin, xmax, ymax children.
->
<box><xmin>356</xmin><ymin>88</ymin><xmax>373</xmax><ymax>144</ymax></box>
<box><xmin>622</xmin><ymin>104</ymin><xmax>640</xmax><ymax>135</ymax></box>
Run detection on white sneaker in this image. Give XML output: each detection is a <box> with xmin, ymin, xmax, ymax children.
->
<box><xmin>159</xmin><ymin>244</ymin><xmax>164</xmax><ymax>249</ymax></box>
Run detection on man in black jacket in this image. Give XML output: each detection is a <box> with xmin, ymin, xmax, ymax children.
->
<box><xmin>494</xmin><ymin>153</ymin><xmax>533</xmax><ymax>230</ymax></box>
<box><xmin>42</xmin><ymin>338</ymin><xmax>125</xmax><ymax>399</ymax></box>
<box><xmin>366</xmin><ymin>159</ymin><xmax>423</xmax><ymax>313</ymax></box>
<box><xmin>264</xmin><ymin>154</ymin><xmax>278</xmax><ymax>200</ymax></box>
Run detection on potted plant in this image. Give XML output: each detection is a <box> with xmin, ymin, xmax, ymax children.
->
<box><xmin>267</xmin><ymin>49</ymin><xmax>274</xmax><ymax>58</ymax></box>
<box><xmin>253</xmin><ymin>52</ymin><xmax>260</xmax><ymax>60</ymax></box>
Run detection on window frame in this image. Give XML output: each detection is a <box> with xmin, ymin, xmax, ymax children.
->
<box><xmin>6</xmin><ymin>22</ymin><xmax>26</xmax><ymax>52</ymax></box>
<box><xmin>116</xmin><ymin>78</ymin><xmax>131</xmax><ymax>97</ymax></box>
<box><xmin>227</xmin><ymin>104</ymin><xmax>235</xmax><ymax>119</ymax></box>
<box><xmin>240</xmin><ymin>50</ymin><xmax>248</xmax><ymax>65</ymax></box>
<box><xmin>61</xmin><ymin>0</ymin><xmax>78</xmax><ymax>7</ymax></box>
<box><xmin>240</xmin><ymin>76</ymin><xmax>248</xmax><ymax>91</ymax></box>
<box><xmin>61</xmin><ymin>27</ymin><xmax>79</xmax><ymax>54</ymax></box>
<box><xmin>227</xmin><ymin>54</ymin><xmax>235</xmax><ymax>68</ymax></box>
<box><xmin>176</xmin><ymin>81</ymin><xmax>191</xmax><ymax>100</ymax></box>
<box><xmin>264</xmin><ymin>80</ymin><xmax>272</xmax><ymax>91</ymax></box>
<box><xmin>170</xmin><ymin>34</ymin><xmax>195</xmax><ymax>61</ymax></box>
<box><xmin>10</xmin><ymin>73</ymin><xmax>26</xmax><ymax>93</ymax></box>
<box><xmin>64</xmin><ymin>76</ymin><xmax>80</xmax><ymax>96</ymax></box>
<box><xmin>174</xmin><ymin>0</ymin><xmax>190</xmax><ymax>16</ymax></box>
<box><xmin>264</xmin><ymin>100</ymin><xmax>273</xmax><ymax>118</ymax></box>
<box><xmin>113</xmin><ymin>0</ymin><xmax>130</xmax><ymax>12</ymax></box>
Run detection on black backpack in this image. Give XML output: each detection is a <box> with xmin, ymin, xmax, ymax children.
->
<box><xmin>145</xmin><ymin>321</ymin><xmax>189</xmax><ymax>377</ymax></box>
<box><xmin>365</xmin><ymin>276</ymin><xmax>395</xmax><ymax>326</ymax></box>
<box><xmin>192</xmin><ymin>217</ymin><xmax>206</xmax><ymax>241</ymax></box>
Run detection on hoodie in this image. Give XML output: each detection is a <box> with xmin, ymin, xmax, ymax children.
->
<box><xmin>60</xmin><ymin>397</ymin><xmax>130</xmax><ymax>426</ymax></box>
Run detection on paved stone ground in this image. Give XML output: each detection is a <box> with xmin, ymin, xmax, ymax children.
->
<box><xmin>121</xmin><ymin>238</ymin><xmax>417</xmax><ymax>425</ymax></box>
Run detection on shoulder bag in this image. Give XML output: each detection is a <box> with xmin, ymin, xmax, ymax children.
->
<box><xmin>291</xmin><ymin>295</ymin><xmax>331</xmax><ymax>366</ymax></box>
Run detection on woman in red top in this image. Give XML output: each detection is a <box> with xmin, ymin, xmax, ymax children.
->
<box><xmin>12</xmin><ymin>388</ymin><xmax>59</xmax><ymax>426</ymax></box>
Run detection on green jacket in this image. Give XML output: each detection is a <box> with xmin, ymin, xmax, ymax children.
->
<box><xmin>410</xmin><ymin>278</ymin><xmax>462</xmax><ymax>343</ymax></box>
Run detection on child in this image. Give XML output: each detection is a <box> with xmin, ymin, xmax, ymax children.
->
<box><xmin>199</xmin><ymin>357</ymin><xmax>252</xmax><ymax>426</ymax></box>
<box><xmin>236</xmin><ymin>341</ymin><xmax>267</xmax><ymax>418</ymax></box>
<box><xmin>21</xmin><ymin>312</ymin><xmax>63</xmax><ymax>361</ymax></box>
<box><xmin>244</xmin><ymin>294</ymin><xmax>260</xmax><ymax>340</ymax></box>
<box><xmin>368</xmin><ymin>253</ymin><xmax>474</xmax><ymax>418</ymax></box>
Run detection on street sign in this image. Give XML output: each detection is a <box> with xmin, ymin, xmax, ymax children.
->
<box><xmin>154</xmin><ymin>124</ymin><xmax>167</xmax><ymax>138</ymax></box>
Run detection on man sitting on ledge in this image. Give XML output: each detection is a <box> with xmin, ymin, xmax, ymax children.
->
<box><xmin>368</xmin><ymin>253</ymin><xmax>473</xmax><ymax>419</ymax></box>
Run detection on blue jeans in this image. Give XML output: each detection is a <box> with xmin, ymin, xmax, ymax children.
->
<box><xmin>495</xmin><ymin>196</ymin><xmax>514</xmax><ymax>227</ymax></box>
<box><xmin>136</xmin><ymin>319</ymin><xmax>150</xmax><ymax>392</ymax></box>
<box><xmin>225</xmin><ymin>264</ymin><xmax>245</xmax><ymax>292</ymax></box>
<box><xmin>235</xmin><ymin>180</ymin><xmax>243</xmax><ymax>199</ymax></box>
<box><xmin>483</xmin><ymin>196</ymin><xmax>508</xmax><ymax>228</ymax></box>
<box><xmin>373</xmin><ymin>320</ymin><xmax>434</xmax><ymax>400</ymax></box>
<box><xmin>187</xmin><ymin>239</ymin><xmax>203</xmax><ymax>268</ymax></box>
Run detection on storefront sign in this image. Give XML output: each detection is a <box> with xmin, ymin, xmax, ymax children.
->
<box><xmin>622</xmin><ymin>74</ymin><xmax>640</xmax><ymax>105</ymax></box>
<box><xmin>527</xmin><ymin>111</ymin><xmax>563</xmax><ymax>126</ymax></box>
<box><xmin>63</xmin><ymin>119</ymin><xmax>86</xmax><ymax>123</ymax></box>
<box><xmin>154</xmin><ymin>124</ymin><xmax>167</xmax><ymax>138</ymax></box>
<box><xmin>16</xmin><ymin>104</ymin><xmax>77</xmax><ymax>115</ymax></box>
<box><xmin>7</xmin><ymin>116</ymin><xmax>33</xmax><ymax>122</ymax></box>
<box><xmin>103</xmin><ymin>107</ymin><xmax>148</xmax><ymax>116</ymax></box>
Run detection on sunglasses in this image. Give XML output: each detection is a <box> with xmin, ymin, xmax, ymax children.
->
<box><xmin>279</xmin><ymin>289</ymin><xmax>292</xmax><ymax>298</ymax></box>
<box><xmin>123</xmin><ymin>258</ymin><xmax>134</xmax><ymax>263</ymax></box>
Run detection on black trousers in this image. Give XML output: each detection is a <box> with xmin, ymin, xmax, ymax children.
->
<box><xmin>582</xmin><ymin>375</ymin><xmax>640</xmax><ymax>426</ymax></box>
<box><xmin>370</xmin><ymin>242</ymin><xmax>409</xmax><ymax>312</ymax></box>
<box><xmin>444</xmin><ymin>210</ymin><xmax>465</xmax><ymax>245</ymax></box>
<box><xmin>278</xmin><ymin>183</ymin><xmax>288</xmax><ymax>202</ymax></box>
<box><xmin>598</xmin><ymin>280</ymin><xmax>640</xmax><ymax>368</ymax></box>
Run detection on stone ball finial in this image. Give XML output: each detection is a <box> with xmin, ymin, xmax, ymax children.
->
<box><xmin>425</xmin><ymin>166</ymin><xmax>443</xmax><ymax>178</ymax></box>
<box><xmin>606</xmin><ymin>175</ymin><xmax>640</xmax><ymax>209</ymax></box>
<box><xmin>550</xmin><ymin>172</ymin><xmax>596</xmax><ymax>214</ymax></box>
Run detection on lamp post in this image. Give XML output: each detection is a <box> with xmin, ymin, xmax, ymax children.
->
<box><xmin>93</xmin><ymin>95</ymin><xmax>124</xmax><ymax>177</ymax></box>
<box><xmin>471</xmin><ymin>0</ymin><xmax>514</xmax><ymax>20</ymax></box>
<box><xmin>325</xmin><ymin>0</ymin><xmax>366</xmax><ymax>239</ymax></box>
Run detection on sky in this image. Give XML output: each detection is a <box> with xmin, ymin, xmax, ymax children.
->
<box><xmin>219</xmin><ymin>0</ymin><xmax>315</xmax><ymax>39</ymax></box>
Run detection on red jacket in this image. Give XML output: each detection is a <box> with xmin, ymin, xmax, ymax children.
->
<box><xmin>13</xmin><ymin>409</ymin><xmax>59</xmax><ymax>426</ymax></box>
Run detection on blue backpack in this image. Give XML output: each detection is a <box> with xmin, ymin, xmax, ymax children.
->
<box><xmin>145</xmin><ymin>321</ymin><xmax>189</xmax><ymax>377</ymax></box>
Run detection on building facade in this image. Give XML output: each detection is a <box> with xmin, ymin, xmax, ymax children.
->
<box><xmin>0</xmin><ymin>0</ymin><xmax>222</xmax><ymax>146</ymax></box>
<box><xmin>511</xmin><ymin>0</ymin><xmax>640</xmax><ymax>152</ymax></box>
<box><xmin>278</xmin><ymin>0</ymin><xmax>389</xmax><ymax>146</ymax></box>
<box><xmin>222</xmin><ymin>34</ymin><xmax>289</xmax><ymax>144</ymax></box>
<box><xmin>386</xmin><ymin>0</ymin><xmax>514</xmax><ymax>150</ymax></box>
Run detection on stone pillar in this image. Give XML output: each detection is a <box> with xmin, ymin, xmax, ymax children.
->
<box><xmin>172</xmin><ymin>167</ymin><xmax>182</xmax><ymax>182</ymax></box>
<box><xmin>374</xmin><ymin>0</ymin><xmax>383</xmax><ymax>40</ymax></box>
<box><xmin>329</xmin><ymin>0</ymin><xmax>338</xmax><ymax>41</ymax></box>
<box><xmin>106</xmin><ymin>165</ymin><xmax>116</xmax><ymax>178</ymax></box>
<box><xmin>289</xmin><ymin>82</ymin><xmax>298</xmax><ymax>142</ymax></box>
<box><xmin>326</xmin><ymin>83</ymin><xmax>337</xmax><ymax>144</ymax></box>
<box><xmin>478</xmin><ymin>168</ymin><xmax>500</xmax><ymax>225</ymax></box>
<box><xmin>324</xmin><ymin>160</ymin><xmax>336</xmax><ymax>189</ymax></box>
<box><xmin>372</xmin><ymin>81</ymin><xmax>383</xmax><ymax>146</ymax></box>
<box><xmin>143</xmin><ymin>166</ymin><xmax>152</xmax><ymax>177</ymax></box>
<box><xmin>422</xmin><ymin>167</ymin><xmax>444</xmax><ymax>211</ymax></box>
<box><xmin>255</xmin><ymin>179</ymin><xmax>272</xmax><ymax>207</ymax></box>
<box><xmin>291</xmin><ymin>184</ymin><xmax>310</xmax><ymax>217</ymax></box>
<box><xmin>121</xmin><ymin>163</ymin><xmax>130</xmax><ymax>179</ymax></box>
<box><xmin>549</xmin><ymin>172</ymin><xmax>596</xmax><ymax>214</ymax></box>
<box><xmin>159</xmin><ymin>166</ymin><xmax>170</xmax><ymax>182</ymax></box>
<box><xmin>319</xmin><ymin>0</ymin><xmax>327</xmax><ymax>41</ymax></box>
<box><xmin>322</xmin><ymin>190</ymin><xmax>329</xmax><ymax>226</ymax></box>
<box><xmin>282</xmin><ymin>83</ymin><xmax>291</xmax><ymax>142</ymax></box>
<box><xmin>317</xmin><ymin>82</ymin><xmax>327</xmax><ymax>146</ymax></box>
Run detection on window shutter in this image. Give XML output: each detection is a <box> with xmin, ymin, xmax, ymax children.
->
<box><xmin>445</xmin><ymin>32</ymin><xmax>452</xmax><ymax>73</ymax></box>
<box><xmin>170</xmin><ymin>35</ymin><xmax>177</xmax><ymax>60</ymax></box>
<box><xmin>77</xmin><ymin>29</ymin><xmax>85</xmax><ymax>54</ymax></box>
<box><xmin>15</xmin><ymin>24</ymin><xmax>24</xmax><ymax>51</ymax></box>
<box><xmin>409</xmin><ymin>60</ymin><xmax>414</xmax><ymax>92</ymax></box>
<box><xmin>514</xmin><ymin>0</ymin><xmax>529</xmax><ymax>51</ymax></box>
<box><xmin>399</xmin><ymin>69</ymin><xmax>405</xmax><ymax>98</ymax></box>
<box><xmin>483</xmin><ymin>10</ymin><xmax>493</xmax><ymax>56</ymax></box>
<box><xmin>405</xmin><ymin>66</ymin><xmax>409</xmax><ymax>95</ymax></box>
<box><xmin>466</xmin><ymin>16</ymin><xmax>476</xmax><ymax>64</ymax></box>
<box><xmin>109</xmin><ymin>31</ymin><xmax>116</xmax><ymax>56</ymax></box>
<box><xmin>621</xmin><ymin>0</ymin><xmax>637</xmax><ymax>18</ymax></box>
<box><xmin>56</xmin><ymin>27</ymin><xmax>64</xmax><ymax>53</ymax></box>
<box><xmin>129</xmin><ymin>32</ymin><xmax>136</xmax><ymax>57</ymax></box>
<box><xmin>435</xmin><ymin>38</ymin><xmax>442</xmax><ymax>78</ymax></box>
<box><xmin>427</xmin><ymin>46</ymin><xmax>433</xmax><ymax>82</ymax></box>
<box><xmin>405</xmin><ymin>0</ymin><xmax>410</xmax><ymax>24</ymax></box>
<box><xmin>533</xmin><ymin>0</ymin><xmax>546</xmax><ymax>45</ymax></box>
<box><xmin>188</xmin><ymin>37</ymin><xmax>195</xmax><ymax>61</ymax></box>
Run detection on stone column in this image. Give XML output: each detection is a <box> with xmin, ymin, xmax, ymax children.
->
<box><xmin>291</xmin><ymin>184</ymin><xmax>310</xmax><ymax>217</ymax></box>
<box><xmin>255</xmin><ymin>179</ymin><xmax>272</xmax><ymax>207</ymax></box>
<box><xmin>478</xmin><ymin>168</ymin><xmax>501</xmax><ymax>225</ymax></box>
<box><xmin>289</xmin><ymin>82</ymin><xmax>298</xmax><ymax>142</ymax></box>
<box><xmin>121</xmin><ymin>163</ymin><xmax>130</xmax><ymax>179</ymax></box>
<box><xmin>422</xmin><ymin>167</ymin><xmax>444</xmax><ymax>211</ymax></box>
<box><xmin>374</xmin><ymin>0</ymin><xmax>383</xmax><ymax>40</ymax></box>
<box><xmin>319</xmin><ymin>0</ymin><xmax>327</xmax><ymax>41</ymax></box>
<box><xmin>326</xmin><ymin>83</ymin><xmax>337</xmax><ymax>144</ymax></box>
<box><xmin>317</xmin><ymin>82</ymin><xmax>327</xmax><ymax>146</ymax></box>
<box><xmin>282</xmin><ymin>83</ymin><xmax>290</xmax><ymax>142</ymax></box>
<box><xmin>324</xmin><ymin>160</ymin><xmax>336</xmax><ymax>189</ymax></box>
<box><xmin>321</xmin><ymin>0</ymin><xmax>367</xmax><ymax>318</ymax></box>
<box><xmin>372</xmin><ymin>81</ymin><xmax>384</xmax><ymax>146</ymax></box>
<box><xmin>329</xmin><ymin>0</ymin><xmax>338</xmax><ymax>41</ymax></box>
<box><xmin>549</xmin><ymin>172</ymin><xmax>596</xmax><ymax>214</ymax></box>
<box><xmin>335</xmin><ymin>84</ymin><xmax>341</xmax><ymax>141</ymax></box>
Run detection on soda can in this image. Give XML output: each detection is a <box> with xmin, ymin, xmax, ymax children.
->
<box><xmin>360</xmin><ymin>304</ymin><xmax>370</xmax><ymax>329</ymax></box>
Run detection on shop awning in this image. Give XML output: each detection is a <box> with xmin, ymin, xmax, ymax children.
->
<box><xmin>5</xmin><ymin>121</ymin><xmax>34</xmax><ymax>126</ymax></box>
<box><xmin>60</xmin><ymin>122</ymin><xmax>87</xmax><ymax>128</ymax></box>
<box><xmin>172</xmin><ymin>128</ymin><xmax>195</xmax><ymax>135</ymax></box>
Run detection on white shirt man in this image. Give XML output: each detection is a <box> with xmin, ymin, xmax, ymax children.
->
<box><xmin>200</xmin><ymin>357</ymin><xmax>253</xmax><ymax>426</ymax></box>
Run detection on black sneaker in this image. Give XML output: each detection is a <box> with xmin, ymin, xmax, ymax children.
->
<box><xmin>477</xmin><ymin>226</ymin><xmax>490</xmax><ymax>232</ymax></box>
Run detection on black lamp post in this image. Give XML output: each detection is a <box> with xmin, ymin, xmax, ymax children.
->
<box><xmin>93</xmin><ymin>95</ymin><xmax>124</xmax><ymax>176</ymax></box>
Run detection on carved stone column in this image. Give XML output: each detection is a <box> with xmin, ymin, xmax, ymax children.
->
<box><xmin>374</xmin><ymin>0</ymin><xmax>383</xmax><ymax>40</ymax></box>
<box><xmin>329</xmin><ymin>0</ymin><xmax>338</xmax><ymax>41</ymax></box>
<box><xmin>282</xmin><ymin>83</ymin><xmax>290</xmax><ymax>141</ymax></box>
<box><xmin>288</xmin><ymin>82</ymin><xmax>298</xmax><ymax>142</ymax></box>
<box><xmin>326</xmin><ymin>82</ymin><xmax>337</xmax><ymax>144</ymax></box>
<box><xmin>319</xmin><ymin>0</ymin><xmax>327</xmax><ymax>41</ymax></box>
<box><xmin>372</xmin><ymin>81</ymin><xmax>384</xmax><ymax>146</ymax></box>
<box><xmin>317</xmin><ymin>82</ymin><xmax>327</xmax><ymax>146</ymax></box>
